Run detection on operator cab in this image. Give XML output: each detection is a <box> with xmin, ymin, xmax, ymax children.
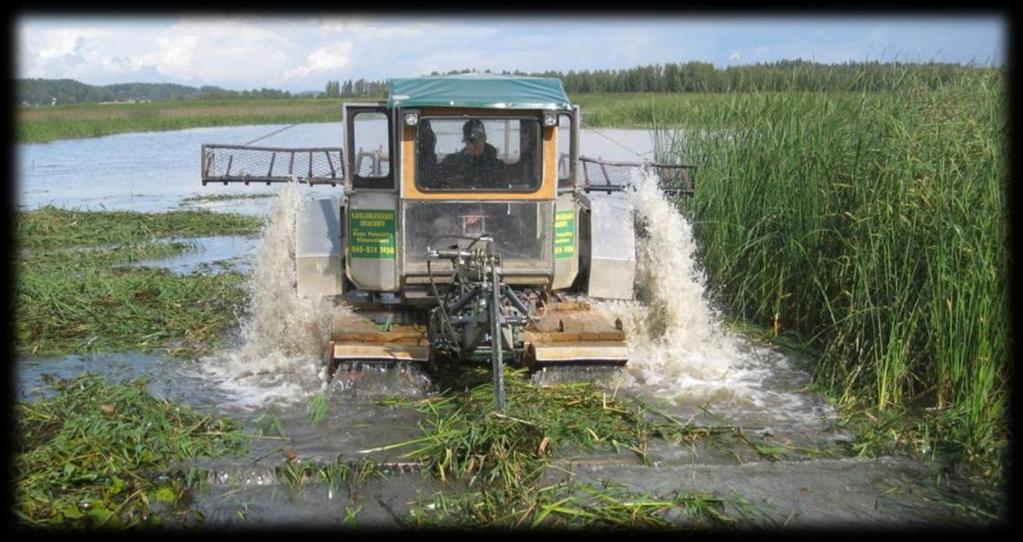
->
<box><xmin>340</xmin><ymin>75</ymin><xmax>580</xmax><ymax>299</ymax></box>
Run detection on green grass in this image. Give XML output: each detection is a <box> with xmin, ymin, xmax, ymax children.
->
<box><xmin>18</xmin><ymin>92</ymin><xmax>780</xmax><ymax>144</ymax></box>
<box><xmin>650</xmin><ymin>66</ymin><xmax>1008</xmax><ymax>477</ymax></box>
<box><xmin>574</xmin><ymin>92</ymin><xmax>735</xmax><ymax>129</ymax></box>
<box><xmin>15</xmin><ymin>207</ymin><xmax>263</xmax><ymax>358</ymax></box>
<box><xmin>14</xmin><ymin>374</ymin><xmax>250</xmax><ymax>529</ymax></box>
<box><xmin>17</xmin><ymin>98</ymin><xmax>341</xmax><ymax>143</ymax></box>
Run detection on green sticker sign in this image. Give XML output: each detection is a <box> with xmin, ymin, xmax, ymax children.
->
<box><xmin>349</xmin><ymin>209</ymin><xmax>396</xmax><ymax>259</ymax></box>
<box><xmin>554</xmin><ymin>209</ymin><xmax>575</xmax><ymax>260</ymax></box>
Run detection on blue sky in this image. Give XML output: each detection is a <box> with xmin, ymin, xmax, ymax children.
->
<box><xmin>17</xmin><ymin>15</ymin><xmax>1006</xmax><ymax>92</ymax></box>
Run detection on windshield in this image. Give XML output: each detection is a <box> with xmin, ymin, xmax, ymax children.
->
<box><xmin>416</xmin><ymin>117</ymin><xmax>542</xmax><ymax>192</ymax></box>
<box><xmin>403</xmin><ymin>200</ymin><xmax>553</xmax><ymax>274</ymax></box>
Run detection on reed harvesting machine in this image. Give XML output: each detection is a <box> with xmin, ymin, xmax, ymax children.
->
<box><xmin>200</xmin><ymin>75</ymin><xmax>692</xmax><ymax>407</ymax></box>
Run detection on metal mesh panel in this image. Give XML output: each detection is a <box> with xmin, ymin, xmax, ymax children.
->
<box><xmin>578</xmin><ymin>156</ymin><xmax>694</xmax><ymax>195</ymax></box>
<box><xmin>201</xmin><ymin>144</ymin><xmax>343</xmax><ymax>185</ymax></box>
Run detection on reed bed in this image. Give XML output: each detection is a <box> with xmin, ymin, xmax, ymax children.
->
<box><xmin>653</xmin><ymin>66</ymin><xmax>1007</xmax><ymax>473</ymax></box>
<box><xmin>180</xmin><ymin>192</ymin><xmax>276</xmax><ymax>204</ymax></box>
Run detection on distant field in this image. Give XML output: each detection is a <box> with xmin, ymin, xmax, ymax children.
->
<box><xmin>16</xmin><ymin>93</ymin><xmax>729</xmax><ymax>143</ymax></box>
<box><xmin>573</xmin><ymin>92</ymin><xmax>723</xmax><ymax>127</ymax></box>
<box><xmin>16</xmin><ymin>98</ymin><xmax>346</xmax><ymax>143</ymax></box>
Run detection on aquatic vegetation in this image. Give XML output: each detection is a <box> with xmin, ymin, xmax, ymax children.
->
<box><xmin>181</xmin><ymin>192</ymin><xmax>276</xmax><ymax>204</ymax></box>
<box><xmin>274</xmin><ymin>456</ymin><xmax>386</xmax><ymax>494</ymax></box>
<box><xmin>364</xmin><ymin>368</ymin><xmax>747</xmax><ymax>527</ymax></box>
<box><xmin>654</xmin><ymin>65</ymin><xmax>1008</xmax><ymax>476</ymax></box>
<box><xmin>15</xmin><ymin>207</ymin><xmax>263</xmax><ymax>358</ymax></box>
<box><xmin>407</xmin><ymin>480</ymin><xmax>734</xmax><ymax>529</ymax></box>
<box><xmin>17</xmin><ymin>206</ymin><xmax>262</xmax><ymax>249</ymax></box>
<box><xmin>14</xmin><ymin>374</ymin><xmax>250</xmax><ymax>529</ymax></box>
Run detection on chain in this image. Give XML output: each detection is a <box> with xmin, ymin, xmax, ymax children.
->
<box><xmin>578</xmin><ymin>119</ymin><xmax>650</xmax><ymax>162</ymax></box>
<box><xmin>243</xmin><ymin>123</ymin><xmax>299</xmax><ymax>146</ymax></box>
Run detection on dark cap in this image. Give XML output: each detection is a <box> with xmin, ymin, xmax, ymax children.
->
<box><xmin>462</xmin><ymin>119</ymin><xmax>486</xmax><ymax>142</ymax></box>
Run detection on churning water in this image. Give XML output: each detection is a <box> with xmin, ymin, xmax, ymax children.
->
<box><xmin>600</xmin><ymin>170</ymin><xmax>833</xmax><ymax>430</ymax></box>
<box><xmin>186</xmin><ymin>183</ymin><xmax>337</xmax><ymax>409</ymax></box>
<box><xmin>188</xmin><ymin>169</ymin><xmax>831</xmax><ymax>433</ymax></box>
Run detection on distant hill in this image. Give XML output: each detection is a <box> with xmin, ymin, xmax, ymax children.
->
<box><xmin>16</xmin><ymin>78</ymin><xmax>296</xmax><ymax>106</ymax></box>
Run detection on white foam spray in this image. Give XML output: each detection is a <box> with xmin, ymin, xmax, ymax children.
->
<box><xmin>192</xmin><ymin>171</ymin><xmax>826</xmax><ymax>426</ymax></box>
<box><xmin>599</xmin><ymin>171</ymin><xmax>806</xmax><ymax>419</ymax></box>
<box><xmin>192</xmin><ymin>183</ymin><xmax>337</xmax><ymax>409</ymax></box>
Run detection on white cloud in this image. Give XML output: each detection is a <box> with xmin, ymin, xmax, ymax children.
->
<box><xmin>35</xmin><ymin>27</ymin><xmax>108</xmax><ymax>59</ymax></box>
<box><xmin>18</xmin><ymin>25</ymin><xmax>147</xmax><ymax>81</ymax></box>
<box><xmin>141</xmin><ymin>18</ymin><xmax>294</xmax><ymax>85</ymax></box>
<box><xmin>18</xmin><ymin>18</ymin><xmax>301</xmax><ymax>87</ymax></box>
<box><xmin>283</xmin><ymin>41</ymin><xmax>354</xmax><ymax>81</ymax></box>
<box><xmin>148</xmin><ymin>34</ymin><xmax>200</xmax><ymax>72</ymax></box>
<box><xmin>15</xmin><ymin>17</ymin><xmax>1006</xmax><ymax>90</ymax></box>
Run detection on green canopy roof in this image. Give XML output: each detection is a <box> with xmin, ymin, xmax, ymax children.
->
<box><xmin>387</xmin><ymin>75</ymin><xmax>572</xmax><ymax>111</ymax></box>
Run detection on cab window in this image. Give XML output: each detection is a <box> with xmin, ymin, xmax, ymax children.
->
<box><xmin>416</xmin><ymin>117</ymin><xmax>541</xmax><ymax>192</ymax></box>
<box><xmin>351</xmin><ymin>111</ymin><xmax>391</xmax><ymax>189</ymax></box>
<box><xmin>557</xmin><ymin>113</ymin><xmax>574</xmax><ymax>189</ymax></box>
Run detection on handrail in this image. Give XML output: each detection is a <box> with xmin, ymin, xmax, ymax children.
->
<box><xmin>200</xmin><ymin>144</ymin><xmax>344</xmax><ymax>186</ymax></box>
<box><xmin>578</xmin><ymin>155</ymin><xmax>695</xmax><ymax>195</ymax></box>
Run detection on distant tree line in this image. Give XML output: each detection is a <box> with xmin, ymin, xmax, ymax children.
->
<box><xmin>529</xmin><ymin>60</ymin><xmax>988</xmax><ymax>93</ymax></box>
<box><xmin>193</xmin><ymin>87</ymin><xmax>295</xmax><ymax>100</ymax></box>
<box><xmin>321</xmin><ymin>79</ymin><xmax>388</xmax><ymax>98</ymax></box>
<box><xmin>18</xmin><ymin>60</ymin><xmax>996</xmax><ymax>106</ymax></box>
<box><xmin>16</xmin><ymin>78</ymin><xmax>295</xmax><ymax>106</ymax></box>
<box><xmin>333</xmin><ymin>60</ymin><xmax>995</xmax><ymax>98</ymax></box>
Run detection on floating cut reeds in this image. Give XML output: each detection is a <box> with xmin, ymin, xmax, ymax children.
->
<box><xmin>368</xmin><ymin>369</ymin><xmax>738</xmax><ymax>527</ymax></box>
<box><xmin>15</xmin><ymin>207</ymin><xmax>263</xmax><ymax>357</ymax></box>
<box><xmin>15</xmin><ymin>374</ymin><xmax>250</xmax><ymax>529</ymax></box>
<box><xmin>407</xmin><ymin>481</ymin><xmax>734</xmax><ymax>529</ymax></box>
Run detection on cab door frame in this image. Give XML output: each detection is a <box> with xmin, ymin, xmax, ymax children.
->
<box><xmin>342</xmin><ymin>102</ymin><xmax>401</xmax><ymax>292</ymax></box>
<box><xmin>343</xmin><ymin>102</ymin><xmax>396</xmax><ymax>193</ymax></box>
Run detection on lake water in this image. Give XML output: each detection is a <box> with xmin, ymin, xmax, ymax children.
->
<box><xmin>16</xmin><ymin>122</ymin><xmax>658</xmax><ymax>215</ymax></box>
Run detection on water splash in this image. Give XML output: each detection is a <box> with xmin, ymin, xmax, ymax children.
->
<box><xmin>190</xmin><ymin>172</ymin><xmax>827</xmax><ymax>427</ymax></box>
<box><xmin>328</xmin><ymin>362</ymin><xmax>433</xmax><ymax>399</ymax></box>
<box><xmin>599</xmin><ymin>170</ymin><xmax>813</xmax><ymax>423</ymax></box>
<box><xmin>192</xmin><ymin>184</ymin><xmax>337</xmax><ymax>410</ymax></box>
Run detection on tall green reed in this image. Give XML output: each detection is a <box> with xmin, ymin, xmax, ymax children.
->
<box><xmin>653</xmin><ymin>65</ymin><xmax>1007</xmax><ymax>470</ymax></box>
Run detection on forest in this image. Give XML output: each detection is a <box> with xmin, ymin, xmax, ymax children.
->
<box><xmin>19</xmin><ymin>60</ymin><xmax>991</xmax><ymax>106</ymax></box>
